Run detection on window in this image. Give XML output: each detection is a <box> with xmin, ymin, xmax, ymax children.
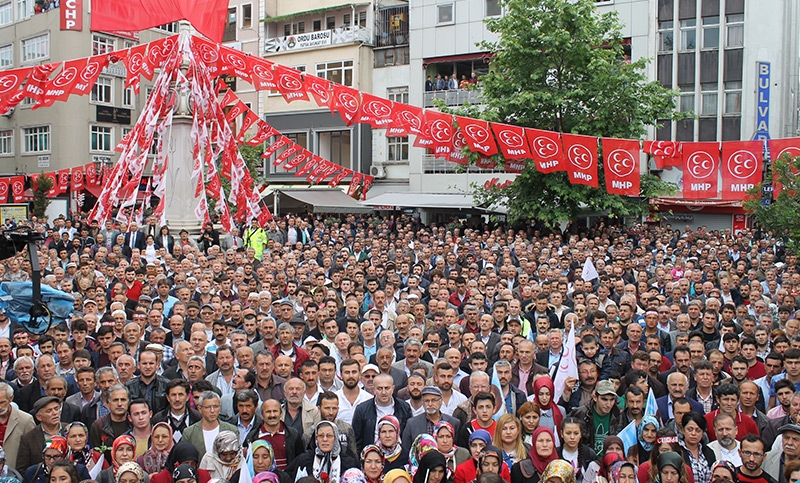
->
<box><xmin>0</xmin><ymin>44</ymin><xmax>11</xmax><ymax>68</ymax></box>
<box><xmin>318</xmin><ymin>130</ymin><xmax>351</xmax><ymax>169</ymax></box>
<box><xmin>387</xmin><ymin>87</ymin><xmax>408</xmax><ymax>105</ymax></box>
<box><xmin>284</xmin><ymin>24</ymin><xmax>291</xmax><ymax>36</ymax></box>
<box><xmin>242</xmin><ymin>4</ymin><xmax>252</xmax><ymax>28</ymax></box>
<box><xmin>316</xmin><ymin>60</ymin><xmax>353</xmax><ymax>86</ymax></box>
<box><xmin>437</xmin><ymin>4</ymin><xmax>454</xmax><ymax>25</ymax></box>
<box><xmin>149</xmin><ymin>133</ymin><xmax>159</xmax><ymax>155</ymax></box>
<box><xmin>313</xmin><ymin>20</ymin><xmax>321</xmax><ymax>31</ymax></box>
<box><xmin>92</xmin><ymin>35</ymin><xmax>115</xmax><ymax>56</ymax></box>
<box><xmin>702</xmin><ymin>17</ymin><xmax>719</xmax><ymax>49</ymax></box>
<box><xmin>156</xmin><ymin>22</ymin><xmax>178</xmax><ymax>32</ymax></box>
<box><xmin>679</xmin><ymin>86</ymin><xmax>694</xmax><ymax>113</ymax></box>
<box><xmin>91</xmin><ymin>77</ymin><xmax>113</xmax><ymax>104</ymax></box>
<box><xmin>658</xmin><ymin>21</ymin><xmax>674</xmax><ymax>52</ymax></box>
<box><xmin>726</xmin><ymin>14</ymin><xmax>744</xmax><ymax>48</ymax></box>
<box><xmin>486</xmin><ymin>0</ymin><xmax>501</xmax><ymax>17</ymax></box>
<box><xmin>358</xmin><ymin>11</ymin><xmax>366</xmax><ymax>28</ymax></box>
<box><xmin>22</xmin><ymin>125</ymin><xmax>49</xmax><ymax>153</ymax></box>
<box><xmin>21</xmin><ymin>33</ymin><xmax>48</xmax><ymax>63</ymax></box>
<box><xmin>0</xmin><ymin>2</ymin><xmax>11</xmax><ymax>25</ymax></box>
<box><xmin>0</xmin><ymin>129</ymin><xmax>12</xmax><ymax>155</ymax></box>
<box><xmin>374</xmin><ymin>46</ymin><xmax>410</xmax><ymax>67</ymax></box>
<box><xmin>90</xmin><ymin>125</ymin><xmax>113</xmax><ymax>152</ymax></box>
<box><xmin>327</xmin><ymin>16</ymin><xmax>335</xmax><ymax>29</ymax></box>
<box><xmin>223</xmin><ymin>7</ymin><xmax>237</xmax><ymax>42</ymax></box>
<box><xmin>16</xmin><ymin>0</ymin><xmax>32</xmax><ymax>20</ymax></box>
<box><xmin>724</xmin><ymin>81</ymin><xmax>742</xmax><ymax>115</ymax></box>
<box><xmin>387</xmin><ymin>88</ymin><xmax>408</xmax><ymax>162</ymax></box>
<box><xmin>343</xmin><ymin>14</ymin><xmax>350</xmax><ymax>27</ymax></box>
<box><xmin>297</xmin><ymin>21</ymin><xmax>305</xmax><ymax>34</ymax></box>
<box><xmin>123</xmin><ymin>87</ymin><xmax>134</xmax><ymax>107</ymax></box>
<box><xmin>679</xmin><ymin>19</ymin><xmax>696</xmax><ymax>51</ymax></box>
<box><xmin>701</xmin><ymin>83</ymin><xmax>718</xmax><ymax>116</ymax></box>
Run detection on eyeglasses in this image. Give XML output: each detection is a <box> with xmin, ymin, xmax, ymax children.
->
<box><xmin>741</xmin><ymin>450</ymin><xmax>763</xmax><ymax>459</ymax></box>
<box><xmin>43</xmin><ymin>454</ymin><xmax>61</xmax><ymax>462</ymax></box>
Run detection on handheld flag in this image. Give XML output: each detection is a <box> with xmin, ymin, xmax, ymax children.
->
<box><xmin>645</xmin><ymin>388</ymin><xmax>658</xmax><ymax>417</ymax></box>
<box><xmin>582</xmin><ymin>257</ymin><xmax>598</xmax><ymax>282</ymax></box>
<box><xmin>553</xmin><ymin>325</ymin><xmax>578</xmax><ymax>404</ymax></box>
<box><xmin>618</xmin><ymin>420</ymin><xmax>638</xmax><ymax>455</ymax></box>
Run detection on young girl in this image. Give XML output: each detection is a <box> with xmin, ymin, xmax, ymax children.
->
<box><xmin>556</xmin><ymin>418</ymin><xmax>595</xmax><ymax>483</ymax></box>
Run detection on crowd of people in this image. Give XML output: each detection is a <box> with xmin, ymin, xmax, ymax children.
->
<box><xmin>0</xmin><ymin>211</ymin><xmax>799</xmax><ymax>483</ymax></box>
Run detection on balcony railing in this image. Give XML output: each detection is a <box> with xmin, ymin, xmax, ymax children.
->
<box><xmin>423</xmin><ymin>88</ymin><xmax>482</xmax><ymax>108</ymax></box>
<box><xmin>265</xmin><ymin>25</ymin><xmax>371</xmax><ymax>53</ymax></box>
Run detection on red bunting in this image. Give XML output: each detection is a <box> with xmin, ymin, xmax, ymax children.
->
<box><xmin>0</xmin><ymin>178</ymin><xmax>8</xmax><ymax>203</ymax></box>
<box><xmin>206</xmin><ymin>174</ymin><xmax>222</xmax><ymax>199</ymax></box>
<box><xmin>562</xmin><ymin>133</ymin><xmax>599</xmax><ymax>187</ymax></box>
<box><xmin>331</xmin><ymin>84</ymin><xmax>362</xmax><ymax>125</ymax></box>
<box><xmin>124</xmin><ymin>44</ymin><xmax>148</xmax><ymax>92</ymax></box>
<box><xmin>296</xmin><ymin>156</ymin><xmax>322</xmax><ymax>178</ymax></box>
<box><xmin>682</xmin><ymin>142</ymin><xmax>720</xmax><ymax>199</ymax></box>
<box><xmin>248</xmin><ymin>57</ymin><xmax>276</xmax><ymax>90</ymax></box>
<box><xmin>10</xmin><ymin>176</ymin><xmax>25</xmax><ymax>203</ymax></box>
<box><xmin>224</xmin><ymin>101</ymin><xmax>247</xmax><ymax>123</ymax></box>
<box><xmin>39</xmin><ymin>59</ymin><xmax>86</xmax><ymax>107</ymax></box>
<box><xmin>25</xmin><ymin>64</ymin><xmax>58</xmax><ymax>105</ymax></box>
<box><xmin>70</xmin><ymin>166</ymin><xmax>84</xmax><ymax>192</ymax></box>
<box><xmin>455</xmin><ymin>117</ymin><xmax>498</xmax><ymax>156</ymax></box>
<box><xmin>246</xmin><ymin>121</ymin><xmax>279</xmax><ymax>146</ymax></box>
<box><xmin>274</xmin><ymin>145</ymin><xmax>300</xmax><ymax>168</ymax></box>
<box><xmin>192</xmin><ymin>36</ymin><xmax>221</xmax><ymax>75</ymax></box>
<box><xmin>447</xmin><ymin>128</ymin><xmax>469</xmax><ymax>166</ymax></box>
<box><xmin>491</xmin><ymin>123</ymin><xmax>532</xmax><ymax>160</ymax></box>
<box><xmin>329</xmin><ymin>168</ymin><xmax>350</xmax><ymax>188</ymax></box>
<box><xmin>360</xmin><ymin>175</ymin><xmax>374</xmax><ymax>200</ymax></box>
<box><xmin>304</xmin><ymin>74</ymin><xmax>333</xmax><ymax>108</ymax></box>
<box><xmin>218</xmin><ymin>46</ymin><xmax>251</xmax><ymax>81</ymax></box>
<box><xmin>284</xmin><ymin>150</ymin><xmax>312</xmax><ymax>171</ymax></box>
<box><xmin>644</xmin><ymin>140</ymin><xmax>682</xmax><ymax>169</ymax></box>
<box><xmin>388</xmin><ymin>104</ymin><xmax>423</xmax><ymax>137</ymax></box>
<box><xmin>358</xmin><ymin>93</ymin><xmax>393</xmax><ymax>128</ymax></box>
<box><xmin>236</xmin><ymin>111</ymin><xmax>260</xmax><ymax>144</ymax></box>
<box><xmin>73</xmin><ymin>55</ymin><xmax>110</xmax><ymax>96</ymax></box>
<box><xmin>601</xmin><ymin>138</ymin><xmax>640</xmax><ymax>196</ymax></box>
<box><xmin>142</xmin><ymin>36</ymin><xmax>177</xmax><ymax>80</ymax></box>
<box><xmin>426</xmin><ymin>110</ymin><xmax>454</xmax><ymax>156</ymax></box>
<box><xmin>219</xmin><ymin>88</ymin><xmax>237</xmax><ymax>108</ymax></box>
<box><xmin>347</xmin><ymin>172</ymin><xmax>364</xmax><ymax>198</ymax></box>
<box><xmin>263</xmin><ymin>137</ymin><xmax>290</xmax><ymax>163</ymax></box>
<box><xmin>273</xmin><ymin>64</ymin><xmax>308</xmax><ymax>103</ymax></box>
<box><xmin>720</xmin><ymin>140</ymin><xmax>763</xmax><ymax>200</ymax></box>
<box><xmin>527</xmin><ymin>129</ymin><xmax>566</xmax><ymax>173</ymax></box>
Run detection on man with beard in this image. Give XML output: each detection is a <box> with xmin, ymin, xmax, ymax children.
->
<box><xmin>739</xmin><ymin>434</ymin><xmax>777</xmax><ymax>483</ymax></box>
<box><xmin>708</xmin><ymin>413</ymin><xmax>741</xmax><ymax>466</ymax></box>
<box><xmin>401</xmin><ymin>372</ymin><xmax>425</xmax><ymax>416</ymax></box>
<box><xmin>764</xmin><ymin>425</ymin><xmax>800</xmax><ymax>483</ymax></box>
<box><xmin>334</xmin><ymin>358</ymin><xmax>373</xmax><ymax>425</ymax></box>
<box><xmin>301</xmin><ymin>391</ymin><xmax>358</xmax><ymax>460</ymax></box>
<box><xmin>433</xmin><ymin>361</ymin><xmax>468</xmax><ymax>416</ymax></box>
<box><xmin>620</xmin><ymin>385</ymin><xmax>645</xmax><ymax>426</ymax></box>
<box><xmin>493</xmin><ymin>360</ymin><xmax>526</xmax><ymax>416</ymax></box>
<box><xmin>402</xmin><ymin>386</ymin><xmax>461</xmax><ymax>446</ymax></box>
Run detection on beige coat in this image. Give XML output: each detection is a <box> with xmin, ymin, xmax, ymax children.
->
<box><xmin>2</xmin><ymin>407</ymin><xmax>35</xmax><ymax>470</ymax></box>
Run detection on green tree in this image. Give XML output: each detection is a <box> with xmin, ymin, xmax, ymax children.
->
<box><xmin>32</xmin><ymin>172</ymin><xmax>53</xmax><ymax>218</ymax></box>
<box><xmin>458</xmin><ymin>0</ymin><xmax>682</xmax><ymax>226</ymax></box>
<box><xmin>744</xmin><ymin>154</ymin><xmax>800</xmax><ymax>254</ymax></box>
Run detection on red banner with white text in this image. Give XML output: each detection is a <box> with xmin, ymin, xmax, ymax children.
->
<box><xmin>682</xmin><ymin>142</ymin><xmax>720</xmax><ymax>199</ymax></box>
<box><xmin>601</xmin><ymin>138</ymin><xmax>640</xmax><ymax>196</ymax></box>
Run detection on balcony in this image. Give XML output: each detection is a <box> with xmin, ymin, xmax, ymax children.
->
<box><xmin>264</xmin><ymin>25</ymin><xmax>371</xmax><ymax>53</ymax></box>
<box><xmin>422</xmin><ymin>154</ymin><xmax>504</xmax><ymax>174</ymax></box>
<box><xmin>423</xmin><ymin>88</ymin><xmax>482</xmax><ymax>108</ymax></box>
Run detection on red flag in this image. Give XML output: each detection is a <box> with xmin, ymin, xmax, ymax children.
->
<box><xmin>43</xmin><ymin>172</ymin><xmax>58</xmax><ymax>197</ymax></box>
<box><xmin>388</xmin><ymin>104</ymin><xmax>423</xmax><ymax>137</ymax></box>
<box><xmin>191</xmin><ymin>36</ymin><xmax>221</xmax><ymax>75</ymax></box>
<box><xmin>644</xmin><ymin>140</ymin><xmax>682</xmax><ymax>169</ymax></box>
<box><xmin>562</xmin><ymin>133</ymin><xmax>599</xmax><ymax>187</ymax></box>
<box><xmin>123</xmin><ymin>44</ymin><xmax>147</xmax><ymax>91</ymax></box>
<box><xmin>0</xmin><ymin>68</ymin><xmax>29</xmax><ymax>97</ymax></box>
<box><xmin>225</xmin><ymin>101</ymin><xmax>247</xmax><ymax>123</ymax></box>
<box><xmin>247</xmin><ymin>57</ymin><xmax>277</xmax><ymax>91</ymax></box>
<box><xmin>274</xmin><ymin>145</ymin><xmax>300</xmax><ymax>168</ymax></box>
<box><xmin>218</xmin><ymin>46</ymin><xmax>251</xmax><ymax>81</ymax></box>
<box><xmin>491</xmin><ymin>123</ymin><xmax>532</xmax><ymax>160</ymax></box>
<box><xmin>263</xmin><ymin>137</ymin><xmax>291</xmax><ymax>164</ymax></box>
<box><xmin>39</xmin><ymin>59</ymin><xmax>86</xmax><ymax>107</ymax></box>
<box><xmin>601</xmin><ymin>138</ymin><xmax>640</xmax><ymax>196</ymax></box>
<box><xmin>247</xmin><ymin>121</ymin><xmax>279</xmax><ymax>146</ymax></box>
<box><xmin>720</xmin><ymin>140</ymin><xmax>763</xmax><ymax>200</ymax></box>
<box><xmin>455</xmin><ymin>116</ymin><xmax>498</xmax><ymax>156</ymax></box>
<box><xmin>84</xmin><ymin>162</ymin><xmax>101</xmax><ymax>187</ymax></box>
<box><xmin>682</xmin><ymin>142</ymin><xmax>720</xmax><ymax>199</ymax></box>
<box><xmin>236</xmin><ymin>111</ymin><xmax>260</xmax><ymax>144</ymax></box>
<box><xmin>24</xmin><ymin>64</ymin><xmax>58</xmax><ymax>104</ymax></box>
<box><xmin>296</xmin><ymin>156</ymin><xmax>322</xmax><ymax>178</ymax></box>
<box><xmin>91</xmin><ymin>0</ymin><xmax>229</xmax><ymax>43</ymax></box>
<box><xmin>273</xmin><ymin>64</ymin><xmax>308</xmax><ymax>103</ymax></box>
<box><xmin>347</xmin><ymin>172</ymin><xmax>364</xmax><ymax>198</ymax></box>
<box><xmin>73</xmin><ymin>55</ymin><xmax>110</xmax><ymax>96</ymax></box>
<box><xmin>284</xmin><ymin>150</ymin><xmax>312</xmax><ymax>171</ymax></box>
<box><xmin>70</xmin><ymin>166</ymin><xmax>85</xmax><ymax>192</ymax></box>
<box><xmin>504</xmin><ymin>159</ymin><xmax>526</xmax><ymax>173</ymax></box>
<box><xmin>143</xmin><ymin>36</ymin><xmax>177</xmax><ymax>79</ymax></box>
<box><xmin>331</xmin><ymin>84</ymin><xmax>362</xmax><ymax>125</ymax></box>
<box><xmin>206</xmin><ymin>174</ymin><xmax>222</xmax><ymax>199</ymax></box>
<box><xmin>447</xmin><ymin>128</ymin><xmax>468</xmax><ymax>166</ymax></box>
<box><xmin>475</xmin><ymin>156</ymin><xmax>497</xmax><ymax>170</ymax></box>
<box><xmin>257</xmin><ymin>205</ymin><xmax>273</xmax><ymax>226</ymax></box>
<box><xmin>304</xmin><ymin>74</ymin><xmax>332</xmax><ymax>108</ymax></box>
<box><xmin>0</xmin><ymin>178</ymin><xmax>8</xmax><ymax>203</ymax></box>
<box><xmin>10</xmin><ymin>176</ymin><xmax>25</xmax><ymax>203</ymax></box>
<box><xmin>329</xmin><ymin>168</ymin><xmax>351</xmax><ymax>188</ymax></box>
<box><xmin>768</xmin><ymin>138</ymin><xmax>800</xmax><ymax>162</ymax></box>
<box><xmin>219</xmin><ymin>88</ymin><xmax>237</xmax><ymax>108</ymax></box>
<box><xmin>425</xmin><ymin>110</ymin><xmax>455</xmax><ymax>156</ymax></box>
<box><xmin>527</xmin><ymin>128</ymin><xmax>566</xmax><ymax>173</ymax></box>
<box><xmin>56</xmin><ymin>169</ymin><xmax>70</xmax><ymax>195</ymax></box>
<box><xmin>358</xmin><ymin>93</ymin><xmax>394</xmax><ymax>128</ymax></box>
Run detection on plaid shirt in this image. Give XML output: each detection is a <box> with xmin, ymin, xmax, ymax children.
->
<box><xmin>681</xmin><ymin>441</ymin><xmax>711</xmax><ymax>483</ymax></box>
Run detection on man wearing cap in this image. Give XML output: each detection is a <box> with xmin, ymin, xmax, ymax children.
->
<box><xmin>15</xmin><ymin>395</ymin><xmax>66</xmax><ymax>473</ymax></box>
<box><xmin>570</xmin><ymin>380</ymin><xmax>626</xmax><ymax>455</ymax></box>
<box><xmin>402</xmin><ymin>385</ymin><xmax>461</xmax><ymax>449</ymax></box>
<box><xmin>0</xmin><ymin>381</ymin><xmax>34</xmax><ymax>470</ymax></box>
<box><xmin>764</xmin><ymin>424</ymin><xmax>800</xmax><ymax>483</ymax></box>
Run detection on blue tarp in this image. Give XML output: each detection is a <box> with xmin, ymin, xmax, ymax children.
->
<box><xmin>0</xmin><ymin>282</ymin><xmax>74</xmax><ymax>333</ymax></box>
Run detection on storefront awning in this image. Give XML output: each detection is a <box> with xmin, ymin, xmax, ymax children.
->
<box><xmin>361</xmin><ymin>192</ymin><xmax>505</xmax><ymax>212</ymax></box>
<box><xmin>423</xmin><ymin>52</ymin><xmax>492</xmax><ymax>64</ymax></box>
<box><xmin>263</xmin><ymin>188</ymin><xmax>373</xmax><ymax>214</ymax></box>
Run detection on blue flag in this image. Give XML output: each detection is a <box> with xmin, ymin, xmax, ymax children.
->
<box><xmin>645</xmin><ymin>388</ymin><xmax>658</xmax><ymax>416</ymax></box>
<box><xmin>618</xmin><ymin>420</ymin><xmax>638</xmax><ymax>455</ymax></box>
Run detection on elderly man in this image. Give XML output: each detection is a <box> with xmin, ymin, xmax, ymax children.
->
<box><xmin>282</xmin><ymin>377</ymin><xmax>320</xmax><ymax>434</ymax></box>
<box><xmin>392</xmin><ymin>338</ymin><xmax>433</xmax><ymax>378</ymax></box>
<box><xmin>0</xmin><ymin>381</ymin><xmax>34</xmax><ymax>469</ymax></box>
<box><xmin>655</xmin><ymin>372</ymin><xmax>703</xmax><ymax>425</ymax></box>
<box><xmin>402</xmin><ymin>386</ymin><xmax>461</xmax><ymax>446</ymax></box>
<box><xmin>764</xmin><ymin>424</ymin><xmax>800</xmax><ymax>483</ymax></box>
<box><xmin>16</xmin><ymin>395</ymin><xmax>66</xmax><ymax>473</ymax></box>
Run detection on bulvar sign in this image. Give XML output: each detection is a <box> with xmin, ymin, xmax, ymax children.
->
<box><xmin>60</xmin><ymin>0</ymin><xmax>82</xmax><ymax>31</ymax></box>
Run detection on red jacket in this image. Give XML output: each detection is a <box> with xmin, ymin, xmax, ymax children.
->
<box><xmin>704</xmin><ymin>409</ymin><xmax>759</xmax><ymax>441</ymax></box>
<box><xmin>270</xmin><ymin>343</ymin><xmax>311</xmax><ymax>376</ymax></box>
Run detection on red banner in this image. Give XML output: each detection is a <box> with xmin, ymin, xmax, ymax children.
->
<box><xmin>273</xmin><ymin>64</ymin><xmax>308</xmax><ymax>103</ymax></box>
<box><xmin>425</xmin><ymin>110</ymin><xmax>454</xmax><ymax>157</ymax></box>
<box><xmin>447</xmin><ymin>128</ymin><xmax>468</xmax><ymax>166</ymax></box>
<box><xmin>0</xmin><ymin>178</ymin><xmax>8</xmax><ymax>203</ymax></box>
<box><xmin>526</xmin><ymin>128</ymin><xmax>566</xmax><ymax>173</ymax></box>
<box><xmin>720</xmin><ymin>140</ymin><xmax>763</xmax><ymax>200</ymax></box>
<box><xmin>562</xmin><ymin>133</ymin><xmax>598</xmax><ymax>187</ymax></box>
<box><xmin>331</xmin><ymin>84</ymin><xmax>361</xmax><ymax>125</ymax></box>
<box><xmin>56</xmin><ymin>169</ymin><xmax>71</xmax><ymax>195</ymax></box>
<box><xmin>70</xmin><ymin>166</ymin><xmax>84</xmax><ymax>192</ymax></box>
<box><xmin>60</xmin><ymin>0</ymin><xmax>82</xmax><ymax>30</ymax></box>
<box><xmin>491</xmin><ymin>123</ymin><xmax>532</xmax><ymax>160</ymax></box>
<box><xmin>72</xmin><ymin>55</ymin><xmax>110</xmax><ymax>96</ymax></box>
<box><xmin>39</xmin><ymin>58</ymin><xmax>86</xmax><ymax>107</ymax></box>
<box><xmin>247</xmin><ymin>57</ymin><xmax>276</xmax><ymax>91</ymax></box>
<box><xmin>246</xmin><ymin>121</ymin><xmax>279</xmax><ymax>146</ymax></box>
<box><xmin>304</xmin><ymin>74</ymin><xmax>332</xmax><ymax>108</ymax></box>
<box><xmin>25</xmin><ymin>64</ymin><xmax>58</xmax><ymax>105</ymax></box>
<box><xmin>455</xmin><ymin>116</ymin><xmax>497</xmax><ymax>156</ymax></box>
<box><xmin>84</xmin><ymin>162</ymin><xmax>101</xmax><ymax>187</ymax></box>
<box><xmin>358</xmin><ymin>93</ymin><xmax>393</xmax><ymax>128</ymax></box>
<box><xmin>388</xmin><ymin>104</ymin><xmax>423</xmax><ymax>137</ymax></box>
<box><xmin>768</xmin><ymin>137</ymin><xmax>800</xmax><ymax>162</ymax></box>
<box><xmin>643</xmin><ymin>140</ymin><xmax>681</xmax><ymax>169</ymax></box>
<box><xmin>601</xmin><ymin>138</ymin><xmax>640</xmax><ymax>196</ymax></box>
<box><xmin>10</xmin><ymin>176</ymin><xmax>24</xmax><ymax>203</ymax></box>
<box><xmin>682</xmin><ymin>142</ymin><xmax>720</xmax><ymax>199</ymax></box>
<box><xmin>143</xmin><ymin>36</ymin><xmax>177</xmax><ymax>80</ymax></box>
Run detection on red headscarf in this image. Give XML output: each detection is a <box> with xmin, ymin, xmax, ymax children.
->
<box><xmin>532</xmin><ymin>377</ymin><xmax>563</xmax><ymax>434</ymax></box>
<box><xmin>528</xmin><ymin>427</ymin><xmax>558</xmax><ymax>474</ymax></box>
<box><xmin>111</xmin><ymin>435</ymin><xmax>136</xmax><ymax>470</ymax></box>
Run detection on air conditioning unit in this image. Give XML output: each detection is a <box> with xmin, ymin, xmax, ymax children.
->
<box><xmin>370</xmin><ymin>165</ymin><xmax>386</xmax><ymax>178</ymax></box>
<box><xmin>2</xmin><ymin>108</ymin><xmax>14</xmax><ymax>118</ymax></box>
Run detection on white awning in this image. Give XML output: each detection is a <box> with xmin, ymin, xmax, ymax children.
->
<box><xmin>360</xmin><ymin>192</ymin><xmax>505</xmax><ymax>212</ymax></box>
<box><xmin>262</xmin><ymin>188</ymin><xmax>373</xmax><ymax>213</ymax></box>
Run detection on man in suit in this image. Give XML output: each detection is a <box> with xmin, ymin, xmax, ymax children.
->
<box><xmin>375</xmin><ymin>347</ymin><xmax>408</xmax><ymax>392</ymax></box>
<box><xmin>656</xmin><ymin>372</ymin><xmax>704</xmax><ymax>425</ymax></box>
<box><xmin>402</xmin><ymin>386</ymin><xmax>461</xmax><ymax>450</ymax></box>
<box><xmin>392</xmin><ymin>339</ymin><xmax>433</xmax><ymax>379</ymax></box>
<box><xmin>123</xmin><ymin>222</ymin><xmax>145</xmax><ymax>251</ymax></box>
<box><xmin>15</xmin><ymin>396</ymin><xmax>67</xmax><ymax>473</ymax></box>
<box><xmin>535</xmin><ymin>329</ymin><xmax>564</xmax><ymax>378</ymax></box>
<box><xmin>181</xmin><ymin>390</ymin><xmax>237</xmax><ymax>460</ymax></box>
<box><xmin>477</xmin><ymin>314</ymin><xmax>502</xmax><ymax>364</ymax></box>
<box><xmin>0</xmin><ymin>381</ymin><xmax>35</xmax><ymax>470</ymax></box>
<box><xmin>44</xmin><ymin>375</ymin><xmax>82</xmax><ymax>423</ymax></box>
<box><xmin>352</xmin><ymin>373</ymin><xmax>412</xmax><ymax>453</ymax></box>
<box><xmin>15</xmin><ymin>353</ymin><xmax>59</xmax><ymax>413</ymax></box>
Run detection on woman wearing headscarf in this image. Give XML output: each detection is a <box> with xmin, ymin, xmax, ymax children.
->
<box><xmin>435</xmin><ymin>423</ymin><xmax>470</xmax><ymax>475</ymax></box>
<box><xmin>477</xmin><ymin>446</ymin><xmax>507</xmax><ymax>480</ymax></box>
<box><xmin>253</xmin><ymin>472</ymin><xmax>281</xmax><ymax>483</ymax></box>
<box><xmin>66</xmin><ymin>422</ymin><xmax>106</xmax><ymax>475</ymax></box>
<box><xmin>640</xmin><ymin>430</ymin><xmax>694</xmax><ymax>483</ymax></box>
<box><xmin>341</xmin><ymin>469</ymin><xmax>368</xmax><ymax>483</ymax></box>
<box><xmin>199</xmin><ymin>431</ymin><xmax>243</xmax><ymax>481</ymax></box>
<box><xmin>455</xmin><ymin>431</ymin><xmax>511</xmax><ymax>483</ymax></box>
<box><xmin>383</xmin><ymin>469</ymin><xmax>413</xmax><ymax>483</ymax></box>
<box><xmin>607</xmin><ymin>462</ymin><xmax>636</xmax><ymax>483</ymax></box>
<box><xmin>23</xmin><ymin>437</ymin><xmax>91</xmax><ymax>483</ymax></box>
<box><xmin>412</xmin><ymin>451</ymin><xmax>449</xmax><ymax>483</ymax></box>
<box><xmin>530</xmin><ymin>379</ymin><xmax>564</xmax><ymax>437</ymax></box>
<box><xmin>408</xmin><ymin>435</ymin><xmax>438</xmax><ymax>477</ymax></box>
<box><xmin>539</xmin><ymin>461</ymin><xmax>575</xmax><ymax>483</ymax></box>
<box><xmin>630</xmin><ymin>416</ymin><xmax>660</xmax><ymax>466</ymax></box>
<box><xmin>149</xmin><ymin>442</ymin><xmax>212</xmax><ymax>483</ymax></box>
<box><xmin>510</xmin><ymin>427</ymin><xmax>557</xmax><ymax>483</ymax></box>
<box><xmin>657</xmin><ymin>452</ymin><xmax>691</xmax><ymax>483</ymax></box>
<box><xmin>360</xmin><ymin>446</ymin><xmax>385</xmax><ymax>483</ymax></box>
<box><xmin>286</xmin><ymin>421</ymin><xmax>357</xmax><ymax>483</ymax></box>
<box><xmin>709</xmin><ymin>462</ymin><xmax>737</xmax><ymax>483</ymax></box>
<box><xmin>0</xmin><ymin>448</ymin><xmax>22</xmax><ymax>483</ymax></box>
<box><xmin>136</xmin><ymin>423</ymin><xmax>174</xmax><ymax>476</ymax></box>
<box><xmin>581</xmin><ymin>435</ymin><xmax>625</xmax><ymax>483</ymax></box>
<box><xmin>98</xmin><ymin>435</ymin><xmax>149</xmax><ymax>483</ymax></box>
<box><xmin>376</xmin><ymin>416</ymin><xmax>408</xmax><ymax>473</ymax></box>
<box><xmin>231</xmin><ymin>440</ymin><xmax>290</xmax><ymax>483</ymax></box>
<box><xmin>116</xmin><ymin>462</ymin><xmax>146</xmax><ymax>483</ymax></box>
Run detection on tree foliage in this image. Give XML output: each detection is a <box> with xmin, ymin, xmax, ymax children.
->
<box><xmin>744</xmin><ymin>155</ymin><xmax>800</xmax><ymax>254</ymax></box>
<box><xmin>32</xmin><ymin>172</ymin><xmax>53</xmax><ymax>218</ymax></box>
<box><xmin>455</xmin><ymin>0</ymin><xmax>683</xmax><ymax>226</ymax></box>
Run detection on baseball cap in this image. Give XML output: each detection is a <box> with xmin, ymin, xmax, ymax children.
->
<box><xmin>595</xmin><ymin>380</ymin><xmax>617</xmax><ymax>396</ymax></box>
<box><xmin>361</xmin><ymin>364</ymin><xmax>380</xmax><ymax>375</ymax></box>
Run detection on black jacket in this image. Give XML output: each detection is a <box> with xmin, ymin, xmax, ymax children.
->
<box><xmin>125</xmin><ymin>374</ymin><xmax>170</xmax><ymax>414</ymax></box>
<box><xmin>244</xmin><ymin>423</ymin><xmax>304</xmax><ymax>467</ymax></box>
<box><xmin>352</xmin><ymin>397</ymin><xmax>412</xmax><ymax>453</ymax></box>
<box><xmin>570</xmin><ymin>401</ymin><xmax>626</xmax><ymax>452</ymax></box>
<box><xmin>285</xmin><ymin>450</ymin><xmax>358</xmax><ymax>481</ymax></box>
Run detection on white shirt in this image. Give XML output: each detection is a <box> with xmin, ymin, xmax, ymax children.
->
<box><xmin>375</xmin><ymin>401</ymin><xmax>395</xmax><ymax>440</ymax></box>
<box><xmin>335</xmin><ymin>387</ymin><xmax>373</xmax><ymax>425</ymax></box>
<box><xmin>720</xmin><ymin>442</ymin><xmax>742</xmax><ymax>466</ymax></box>
<box><xmin>203</xmin><ymin>426</ymin><xmax>220</xmax><ymax>454</ymax></box>
<box><xmin>440</xmin><ymin>390</ymin><xmax>468</xmax><ymax>416</ymax></box>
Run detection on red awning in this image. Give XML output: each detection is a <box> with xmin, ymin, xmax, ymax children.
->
<box><xmin>84</xmin><ymin>184</ymin><xmax>102</xmax><ymax>198</ymax></box>
<box><xmin>423</xmin><ymin>52</ymin><xmax>492</xmax><ymax>65</ymax></box>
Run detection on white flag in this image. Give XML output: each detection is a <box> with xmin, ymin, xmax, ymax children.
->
<box><xmin>582</xmin><ymin>257</ymin><xmax>598</xmax><ymax>281</ymax></box>
<box><xmin>553</xmin><ymin>324</ymin><xmax>579</xmax><ymax>404</ymax></box>
<box><xmin>88</xmin><ymin>453</ymin><xmax>104</xmax><ymax>481</ymax></box>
